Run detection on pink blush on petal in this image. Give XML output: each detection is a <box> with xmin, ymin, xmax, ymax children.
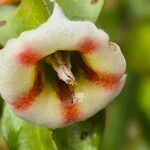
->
<box><xmin>78</xmin><ymin>37</ymin><xmax>101</xmax><ymax>53</ymax></box>
<box><xmin>18</xmin><ymin>47</ymin><xmax>42</xmax><ymax>66</ymax></box>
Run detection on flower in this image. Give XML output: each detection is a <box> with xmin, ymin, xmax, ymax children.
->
<box><xmin>0</xmin><ymin>0</ymin><xmax>19</xmax><ymax>5</ymax></box>
<box><xmin>0</xmin><ymin>3</ymin><xmax>126</xmax><ymax>128</ymax></box>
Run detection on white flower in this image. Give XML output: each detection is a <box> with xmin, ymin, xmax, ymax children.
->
<box><xmin>0</xmin><ymin>3</ymin><xmax>126</xmax><ymax>128</ymax></box>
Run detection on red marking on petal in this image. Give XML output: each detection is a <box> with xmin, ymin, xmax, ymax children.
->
<box><xmin>79</xmin><ymin>58</ymin><xmax>121</xmax><ymax>89</ymax></box>
<box><xmin>18</xmin><ymin>47</ymin><xmax>42</xmax><ymax>66</ymax></box>
<box><xmin>56</xmin><ymin>79</ymin><xmax>80</xmax><ymax>124</ymax></box>
<box><xmin>12</xmin><ymin>70</ymin><xmax>43</xmax><ymax>110</ymax></box>
<box><xmin>78</xmin><ymin>37</ymin><xmax>100</xmax><ymax>53</ymax></box>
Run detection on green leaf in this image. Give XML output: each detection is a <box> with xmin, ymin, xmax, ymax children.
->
<box><xmin>0</xmin><ymin>5</ymin><xmax>17</xmax><ymax>21</ymax></box>
<box><xmin>1</xmin><ymin>105</ymin><xmax>57</xmax><ymax>150</ymax></box>
<box><xmin>57</xmin><ymin>0</ymin><xmax>105</xmax><ymax>22</ymax></box>
<box><xmin>0</xmin><ymin>0</ymin><xmax>51</xmax><ymax>46</ymax></box>
<box><xmin>53</xmin><ymin>110</ymin><xmax>105</xmax><ymax>150</ymax></box>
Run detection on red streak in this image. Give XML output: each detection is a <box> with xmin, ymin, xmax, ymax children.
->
<box><xmin>57</xmin><ymin>80</ymin><xmax>80</xmax><ymax>124</ymax></box>
<box><xmin>12</xmin><ymin>71</ymin><xmax>43</xmax><ymax>110</ymax></box>
<box><xmin>80</xmin><ymin>58</ymin><xmax>121</xmax><ymax>89</ymax></box>
<box><xmin>18</xmin><ymin>47</ymin><xmax>42</xmax><ymax>66</ymax></box>
<box><xmin>78</xmin><ymin>37</ymin><xmax>100</xmax><ymax>53</ymax></box>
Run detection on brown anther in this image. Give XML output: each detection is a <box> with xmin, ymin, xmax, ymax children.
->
<box><xmin>47</xmin><ymin>52</ymin><xmax>76</xmax><ymax>87</ymax></box>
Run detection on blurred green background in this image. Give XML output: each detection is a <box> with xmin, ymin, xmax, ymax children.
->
<box><xmin>97</xmin><ymin>0</ymin><xmax>150</xmax><ymax>149</ymax></box>
<box><xmin>0</xmin><ymin>0</ymin><xmax>150</xmax><ymax>150</ymax></box>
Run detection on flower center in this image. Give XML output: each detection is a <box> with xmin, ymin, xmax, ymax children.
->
<box><xmin>46</xmin><ymin>51</ymin><xmax>76</xmax><ymax>87</ymax></box>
